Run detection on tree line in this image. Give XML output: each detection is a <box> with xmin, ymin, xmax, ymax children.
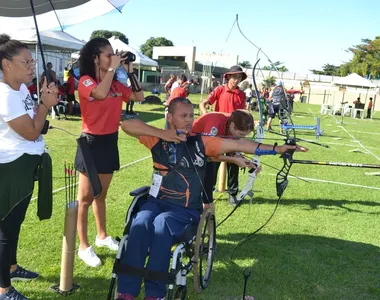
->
<box><xmin>90</xmin><ymin>31</ymin><xmax>379</xmax><ymax>79</ymax></box>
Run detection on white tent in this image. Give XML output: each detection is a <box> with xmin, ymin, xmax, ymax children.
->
<box><xmin>11</xmin><ymin>30</ymin><xmax>85</xmax><ymax>52</ymax></box>
<box><xmin>333</xmin><ymin>73</ymin><xmax>376</xmax><ymax>88</ymax></box>
<box><xmin>108</xmin><ymin>36</ymin><xmax>158</xmax><ymax>67</ymax></box>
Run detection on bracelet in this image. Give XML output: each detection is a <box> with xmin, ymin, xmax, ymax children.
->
<box><xmin>40</xmin><ymin>101</ymin><xmax>49</xmax><ymax>111</ymax></box>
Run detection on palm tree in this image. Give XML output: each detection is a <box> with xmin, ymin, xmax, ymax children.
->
<box><xmin>239</xmin><ymin>61</ymin><xmax>252</xmax><ymax>68</ymax></box>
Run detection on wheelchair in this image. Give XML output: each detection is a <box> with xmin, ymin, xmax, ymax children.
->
<box><xmin>107</xmin><ymin>186</ymin><xmax>216</xmax><ymax>300</ymax></box>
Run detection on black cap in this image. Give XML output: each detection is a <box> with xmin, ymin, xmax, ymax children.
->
<box><xmin>224</xmin><ymin>65</ymin><xmax>247</xmax><ymax>81</ymax></box>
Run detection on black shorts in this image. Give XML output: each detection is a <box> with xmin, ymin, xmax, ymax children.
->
<box><xmin>269</xmin><ymin>104</ymin><xmax>280</xmax><ymax>118</ymax></box>
<box><xmin>74</xmin><ymin>131</ymin><xmax>120</xmax><ymax>174</ymax></box>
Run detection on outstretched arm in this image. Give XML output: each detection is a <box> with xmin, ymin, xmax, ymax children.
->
<box><xmin>121</xmin><ymin>119</ymin><xmax>187</xmax><ymax>143</ymax></box>
<box><xmin>217</xmin><ymin>138</ymin><xmax>307</xmax><ymax>156</ymax></box>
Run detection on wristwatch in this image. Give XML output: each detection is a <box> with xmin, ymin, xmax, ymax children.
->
<box><xmin>108</xmin><ymin>67</ymin><xmax>115</xmax><ymax>73</ymax></box>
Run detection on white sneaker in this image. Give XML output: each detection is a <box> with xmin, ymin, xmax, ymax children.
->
<box><xmin>78</xmin><ymin>246</ymin><xmax>102</xmax><ymax>267</ymax></box>
<box><xmin>95</xmin><ymin>235</ymin><xmax>119</xmax><ymax>251</ymax></box>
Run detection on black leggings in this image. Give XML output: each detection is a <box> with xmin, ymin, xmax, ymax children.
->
<box><xmin>0</xmin><ymin>196</ymin><xmax>31</xmax><ymax>287</ymax></box>
<box><xmin>202</xmin><ymin>161</ymin><xmax>239</xmax><ymax>203</ymax></box>
<box><xmin>126</xmin><ymin>101</ymin><xmax>135</xmax><ymax>113</ymax></box>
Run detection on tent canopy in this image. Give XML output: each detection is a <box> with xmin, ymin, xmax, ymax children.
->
<box><xmin>11</xmin><ymin>30</ymin><xmax>85</xmax><ymax>52</ymax></box>
<box><xmin>108</xmin><ymin>36</ymin><xmax>158</xmax><ymax>67</ymax></box>
<box><xmin>0</xmin><ymin>0</ymin><xmax>129</xmax><ymax>31</ymax></box>
<box><xmin>333</xmin><ymin>73</ymin><xmax>376</xmax><ymax>88</ymax></box>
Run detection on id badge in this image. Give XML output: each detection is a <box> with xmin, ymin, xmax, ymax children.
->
<box><xmin>149</xmin><ymin>173</ymin><xmax>163</xmax><ymax>198</ymax></box>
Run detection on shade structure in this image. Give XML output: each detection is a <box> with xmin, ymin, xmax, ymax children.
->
<box><xmin>0</xmin><ymin>0</ymin><xmax>129</xmax><ymax>82</ymax></box>
<box><xmin>333</xmin><ymin>73</ymin><xmax>376</xmax><ymax>88</ymax></box>
<box><xmin>12</xmin><ymin>30</ymin><xmax>85</xmax><ymax>52</ymax></box>
<box><xmin>0</xmin><ymin>0</ymin><xmax>129</xmax><ymax>32</ymax></box>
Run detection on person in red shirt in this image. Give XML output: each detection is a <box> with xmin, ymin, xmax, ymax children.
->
<box><xmin>192</xmin><ymin>110</ymin><xmax>255</xmax><ymax>206</ymax></box>
<box><xmin>200</xmin><ymin>65</ymin><xmax>246</xmax><ymax>115</ymax></box>
<box><xmin>166</xmin><ymin>85</ymin><xmax>188</xmax><ymax>106</ymax></box>
<box><xmin>116</xmin><ymin>97</ymin><xmax>307</xmax><ymax>300</ymax></box>
<box><xmin>28</xmin><ymin>77</ymin><xmax>38</xmax><ymax>102</ymax></box>
<box><xmin>164</xmin><ymin>74</ymin><xmax>176</xmax><ymax>100</ymax></box>
<box><xmin>199</xmin><ymin>65</ymin><xmax>248</xmax><ymax>204</ymax></box>
<box><xmin>164</xmin><ymin>75</ymin><xmax>189</xmax><ymax>128</ymax></box>
<box><xmin>65</xmin><ymin>69</ymin><xmax>76</xmax><ymax>115</ymax></box>
<box><xmin>74</xmin><ymin>38</ymin><xmax>144</xmax><ymax>268</ymax></box>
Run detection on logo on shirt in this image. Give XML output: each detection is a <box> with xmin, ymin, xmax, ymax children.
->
<box><xmin>210</xmin><ymin>127</ymin><xmax>218</xmax><ymax>136</ymax></box>
<box><xmin>83</xmin><ymin>79</ymin><xmax>94</xmax><ymax>87</ymax></box>
<box><xmin>192</xmin><ymin>153</ymin><xmax>204</xmax><ymax>167</ymax></box>
<box><xmin>195</xmin><ymin>141</ymin><xmax>204</xmax><ymax>158</ymax></box>
<box><xmin>22</xmin><ymin>94</ymin><xmax>34</xmax><ymax>112</ymax></box>
<box><xmin>179</xmin><ymin>157</ymin><xmax>190</xmax><ymax>168</ymax></box>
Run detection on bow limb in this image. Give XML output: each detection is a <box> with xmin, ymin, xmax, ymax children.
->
<box><xmin>217</xmin><ymin>59</ymin><xmax>263</xmax><ymax>228</ymax></box>
<box><xmin>227</xmin><ymin>15</ymin><xmax>298</xmax><ymax>255</ymax></box>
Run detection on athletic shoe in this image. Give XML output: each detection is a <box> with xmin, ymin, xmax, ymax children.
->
<box><xmin>95</xmin><ymin>236</ymin><xmax>119</xmax><ymax>251</ymax></box>
<box><xmin>10</xmin><ymin>266</ymin><xmax>38</xmax><ymax>281</ymax></box>
<box><xmin>78</xmin><ymin>246</ymin><xmax>102</xmax><ymax>267</ymax></box>
<box><xmin>228</xmin><ymin>194</ymin><xmax>239</xmax><ymax>207</ymax></box>
<box><xmin>0</xmin><ymin>286</ymin><xmax>29</xmax><ymax>300</ymax></box>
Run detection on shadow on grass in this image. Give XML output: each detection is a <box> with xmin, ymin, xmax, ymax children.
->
<box><xmin>254</xmin><ymin>197</ymin><xmax>380</xmax><ymax>215</ymax></box>
<box><xmin>24</xmin><ymin>274</ymin><xmax>112</xmax><ymax>300</ymax></box>
<box><xmin>210</xmin><ymin>233</ymin><xmax>380</xmax><ymax>300</ymax></box>
<box><xmin>17</xmin><ymin>233</ymin><xmax>380</xmax><ymax>300</ymax></box>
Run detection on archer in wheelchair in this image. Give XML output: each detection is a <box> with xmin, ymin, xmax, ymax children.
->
<box><xmin>109</xmin><ymin>97</ymin><xmax>307</xmax><ymax>300</ymax></box>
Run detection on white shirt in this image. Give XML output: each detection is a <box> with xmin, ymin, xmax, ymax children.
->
<box><xmin>171</xmin><ymin>81</ymin><xmax>180</xmax><ymax>91</ymax></box>
<box><xmin>245</xmin><ymin>88</ymin><xmax>253</xmax><ymax>98</ymax></box>
<box><xmin>0</xmin><ymin>82</ymin><xmax>45</xmax><ymax>163</ymax></box>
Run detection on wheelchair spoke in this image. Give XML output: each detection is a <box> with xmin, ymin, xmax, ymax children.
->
<box><xmin>193</xmin><ymin>208</ymin><xmax>216</xmax><ymax>293</ymax></box>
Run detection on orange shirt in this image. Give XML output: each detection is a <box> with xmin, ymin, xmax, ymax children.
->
<box><xmin>368</xmin><ymin>100</ymin><xmax>373</xmax><ymax>109</ymax></box>
<box><xmin>208</xmin><ymin>85</ymin><xmax>245</xmax><ymax>113</ymax></box>
<box><xmin>166</xmin><ymin>87</ymin><xmax>188</xmax><ymax>106</ymax></box>
<box><xmin>78</xmin><ymin>75</ymin><xmax>132</xmax><ymax>135</ymax></box>
<box><xmin>192</xmin><ymin>112</ymin><xmax>231</xmax><ymax>137</ymax></box>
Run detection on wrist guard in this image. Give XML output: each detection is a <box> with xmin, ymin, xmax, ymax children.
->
<box><xmin>128</xmin><ymin>73</ymin><xmax>142</xmax><ymax>92</ymax></box>
<box><xmin>41</xmin><ymin>120</ymin><xmax>50</xmax><ymax>135</ymax></box>
<box><xmin>254</xmin><ymin>142</ymin><xmax>277</xmax><ymax>156</ymax></box>
<box><xmin>255</xmin><ymin>148</ymin><xmax>277</xmax><ymax>156</ymax></box>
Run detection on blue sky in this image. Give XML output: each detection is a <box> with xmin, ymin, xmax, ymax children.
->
<box><xmin>65</xmin><ymin>0</ymin><xmax>379</xmax><ymax>74</ymax></box>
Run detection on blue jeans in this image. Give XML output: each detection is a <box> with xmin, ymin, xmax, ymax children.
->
<box><xmin>117</xmin><ymin>196</ymin><xmax>200</xmax><ymax>298</ymax></box>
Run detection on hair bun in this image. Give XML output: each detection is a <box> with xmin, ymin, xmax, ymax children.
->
<box><xmin>0</xmin><ymin>34</ymin><xmax>11</xmax><ymax>44</ymax></box>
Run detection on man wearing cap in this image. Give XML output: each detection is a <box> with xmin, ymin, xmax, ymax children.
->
<box><xmin>200</xmin><ymin>65</ymin><xmax>247</xmax><ymax>115</ymax></box>
<box><xmin>199</xmin><ymin>65</ymin><xmax>247</xmax><ymax>205</ymax></box>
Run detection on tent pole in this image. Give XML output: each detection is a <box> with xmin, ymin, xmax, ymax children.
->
<box><xmin>30</xmin><ymin>0</ymin><xmax>50</xmax><ymax>83</ymax></box>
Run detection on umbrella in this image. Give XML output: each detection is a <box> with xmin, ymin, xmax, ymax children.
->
<box><xmin>0</xmin><ymin>0</ymin><xmax>130</xmax><ymax>79</ymax></box>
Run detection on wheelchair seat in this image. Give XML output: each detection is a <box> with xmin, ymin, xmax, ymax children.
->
<box><xmin>107</xmin><ymin>186</ymin><xmax>216</xmax><ymax>300</ymax></box>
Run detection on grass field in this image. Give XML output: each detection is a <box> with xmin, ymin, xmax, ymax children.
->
<box><xmin>13</xmin><ymin>94</ymin><xmax>380</xmax><ymax>300</ymax></box>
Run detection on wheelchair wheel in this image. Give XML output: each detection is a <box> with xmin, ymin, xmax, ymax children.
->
<box><xmin>174</xmin><ymin>285</ymin><xmax>187</xmax><ymax>300</ymax></box>
<box><xmin>193</xmin><ymin>208</ymin><xmax>216</xmax><ymax>293</ymax></box>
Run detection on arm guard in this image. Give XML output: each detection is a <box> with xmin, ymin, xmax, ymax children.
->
<box><xmin>128</xmin><ymin>73</ymin><xmax>142</xmax><ymax>92</ymax></box>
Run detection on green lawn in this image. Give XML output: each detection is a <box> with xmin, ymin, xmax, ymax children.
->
<box><xmin>14</xmin><ymin>94</ymin><xmax>380</xmax><ymax>300</ymax></box>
